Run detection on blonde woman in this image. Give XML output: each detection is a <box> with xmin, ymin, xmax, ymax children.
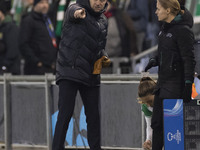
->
<box><xmin>145</xmin><ymin>0</ymin><xmax>195</xmax><ymax>149</ymax></box>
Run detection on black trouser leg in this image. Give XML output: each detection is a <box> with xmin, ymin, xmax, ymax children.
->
<box><xmin>152</xmin><ymin>127</ymin><xmax>164</xmax><ymax>150</ymax></box>
<box><xmin>79</xmin><ymin>85</ymin><xmax>101</xmax><ymax>150</ymax></box>
<box><xmin>151</xmin><ymin>95</ymin><xmax>164</xmax><ymax>150</ymax></box>
<box><xmin>52</xmin><ymin>80</ymin><xmax>78</xmax><ymax>150</ymax></box>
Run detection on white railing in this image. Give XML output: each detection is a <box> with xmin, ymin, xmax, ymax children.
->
<box><xmin>0</xmin><ymin>73</ymin><xmax>158</xmax><ymax>150</ymax></box>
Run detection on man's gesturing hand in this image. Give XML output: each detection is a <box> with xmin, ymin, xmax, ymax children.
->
<box><xmin>74</xmin><ymin>8</ymin><xmax>86</xmax><ymax>19</ymax></box>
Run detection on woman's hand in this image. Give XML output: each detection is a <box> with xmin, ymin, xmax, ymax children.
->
<box><xmin>143</xmin><ymin>140</ymin><xmax>152</xmax><ymax>150</ymax></box>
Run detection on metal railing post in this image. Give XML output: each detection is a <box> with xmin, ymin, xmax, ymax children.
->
<box><xmin>3</xmin><ymin>73</ymin><xmax>12</xmax><ymax>150</ymax></box>
<box><xmin>189</xmin><ymin>0</ymin><xmax>197</xmax><ymax>16</ymax></box>
<box><xmin>131</xmin><ymin>45</ymin><xmax>158</xmax><ymax>71</ymax></box>
<box><xmin>111</xmin><ymin>57</ymin><xmax>129</xmax><ymax>74</ymax></box>
<box><xmin>45</xmin><ymin>74</ymin><xmax>53</xmax><ymax>150</ymax></box>
<box><xmin>112</xmin><ymin>58</ymin><xmax>121</xmax><ymax>74</ymax></box>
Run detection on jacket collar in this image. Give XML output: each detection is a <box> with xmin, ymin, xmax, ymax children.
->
<box><xmin>162</xmin><ymin>7</ymin><xmax>193</xmax><ymax>31</ymax></box>
<box><xmin>31</xmin><ymin>11</ymin><xmax>46</xmax><ymax>20</ymax></box>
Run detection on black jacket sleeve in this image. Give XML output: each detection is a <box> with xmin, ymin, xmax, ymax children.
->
<box><xmin>3</xmin><ymin>23</ymin><xmax>20</xmax><ymax>67</ymax></box>
<box><xmin>66</xmin><ymin>4</ymin><xmax>83</xmax><ymax>22</ymax></box>
<box><xmin>177</xmin><ymin>26</ymin><xmax>195</xmax><ymax>82</ymax></box>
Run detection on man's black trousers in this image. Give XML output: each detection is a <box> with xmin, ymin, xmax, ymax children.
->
<box><xmin>52</xmin><ymin>80</ymin><xmax>101</xmax><ymax>150</ymax></box>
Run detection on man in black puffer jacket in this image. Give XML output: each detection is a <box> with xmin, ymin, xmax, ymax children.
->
<box><xmin>53</xmin><ymin>0</ymin><xmax>110</xmax><ymax>150</ymax></box>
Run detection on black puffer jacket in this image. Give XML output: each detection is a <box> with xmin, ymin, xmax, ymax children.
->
<box><xmin>19</xmin><ymin>11</ymin><xmax>57</xmax><ymax>69</ymax></box>
<box><xmin>0</xmin><ymin>21</ymin><xmax>20</xmax><ymax>74</ymax></box>
<box><xmin>152</xmin><ymin>8</ymin><xmax>195</xmax><ymax>95</ymax></box>
<box><xmin>56</xmin><ymin>0</ymin><xmax>108</xmax><ymax>86</ymax></box>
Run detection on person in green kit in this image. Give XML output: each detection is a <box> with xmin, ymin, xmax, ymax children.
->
<box><xmin>137</xmin><ymin>77</ymin><xmax>156</xmax><ymax>150</ymax></box>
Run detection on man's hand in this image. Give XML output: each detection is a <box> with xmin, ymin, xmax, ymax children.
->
<box><xmin>0</xmin><ymin>66</ymin><xmax>7</xmax><ymax>75</ymax></box>
<box><xmin>37</xmin><ymin>62</ymin><xmax>43</xmax><ymax>67</ymax></box>
<box><xmin>102</xmin><ymin>56</ymin><xmax>111</xmax><ymax>67</ymax></box>
<box><xmin>143</xmin><ymin>140</ymin><xmax>152</xmax><ymax>150</ymax></box>
<box><xmin>74</xmin><ymin>8</ymin><xmax>86</xmax><ymax>19</ymax></box>
<box><xmin>51</xmin><ymin>63</ymin><xmax>55</xmax><ymax>69</ymax></box>
<box><xmin>93</xmin><ymin>56</ymin><xmax>111</xmax><ymax>74</ymax></box>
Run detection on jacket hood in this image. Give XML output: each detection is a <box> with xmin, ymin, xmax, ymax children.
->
<box><xmin>170</xmin><ymin>7</ymin><xmax>193</xmax><ymax>28</ymax></box>
<box><xmin>178</xmin><ymin>7</ymin><xmax>193</xmax><ymax>28</ymax></box>
<box><xmin>162</xmin><ymin>7</ymin><xmax>193</xmax><ymax>31</ymax></box>
<box><xmin>76</xmin><ymin>0</ymin><xmax>108</xmax><ymax>16</ymax></box>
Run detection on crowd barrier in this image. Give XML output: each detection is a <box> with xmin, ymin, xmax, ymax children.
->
<box><xmin>0</xmin><ymin>74</ymin><xmax>158</xmax><ymax>150</ymax></box>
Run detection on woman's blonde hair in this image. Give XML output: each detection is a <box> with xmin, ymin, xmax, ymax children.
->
<box><xmin>158</xmin><ymin>0</ymin><xmax>181</xmax><ymax>16</ymax></box>
<box><xmin>138</xmin><ymin>77</ymin><xmax>156</xmax><ymax>98</ymax></box>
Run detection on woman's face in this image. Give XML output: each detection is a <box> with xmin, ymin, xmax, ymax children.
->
<box><xmin>155</xmin><ymin>1</ymin><xmax>170</xmax><ymax>22</ymax></box>
<box><xmin>139</xmin><ymin>95</ymin><xmax>155</xmax><ymax>107</ymax></box>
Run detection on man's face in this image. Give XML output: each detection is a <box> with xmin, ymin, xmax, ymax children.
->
<box><xmin>89</xmin><ymin>0</ymin><xmax>107</xmax><ymax>12</ymax></box>
<box><xmin>34</xmin><ymin>0</ymin><xmax>49</xmax><ymax>14</ymax></box>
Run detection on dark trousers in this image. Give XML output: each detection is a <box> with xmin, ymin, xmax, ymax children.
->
<box><xmin>151</xmin><ymin>94</ymin><xmax>164</xmax><ymax>150</ymax></box>
<box><xmin>151</xmin><ymin>88</ymin><xmax>182</xmax><ymax>150</ymax></box>
<box><xmin>52</xmin><ymin>80</ymin><xmax>101</xmax><ymax>150</ymax></box>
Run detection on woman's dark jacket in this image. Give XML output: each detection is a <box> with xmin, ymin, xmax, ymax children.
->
<box><xmin>56</xmin><ymin>0</ymin><xmax>108</xmax><ymax>86</ymax></box>
<box><xmin>152</xmin><ymin>8</ymin><xmax>195</xmax><ymax>96</ymax></box>
<box><xmin>19</xmin><ymin>11</ymin><xmax>57</xmax><ymax>73</ymax></box>
<box><xmin>0</xmin><ymin>21</ymin><xmax>20</xmax><ymax>74</ymax></box>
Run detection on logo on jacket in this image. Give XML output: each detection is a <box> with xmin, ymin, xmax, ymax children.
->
<box><xmin>166</xmin><ymin>33</ymin><xmax>173</xmax><ymax>38</ymax></box>
<box><xmin>159</xmin><ymin>31</ymin><xmax>162</xmax><ymax>36</ymax></box>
